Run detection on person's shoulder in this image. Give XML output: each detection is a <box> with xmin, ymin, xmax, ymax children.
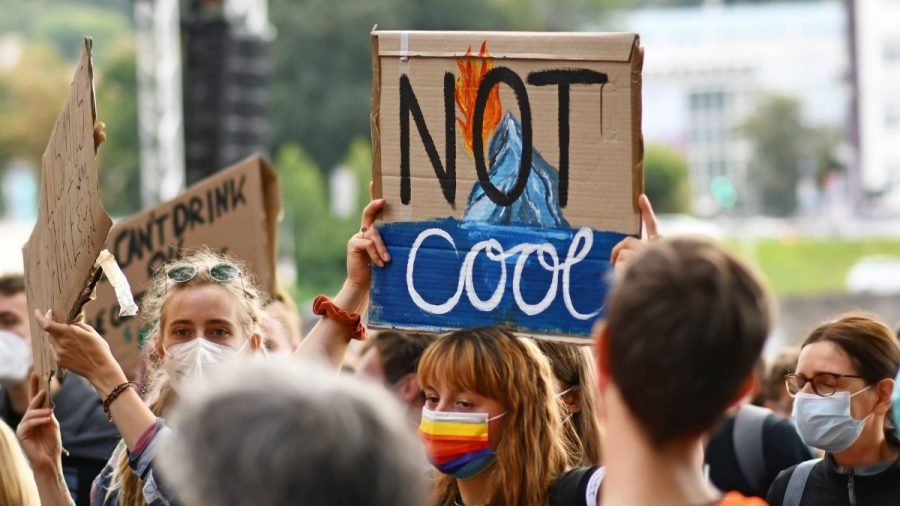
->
<box><xmin>549</xmin><ymin>465</ymin><xmax>603</xmax><ymax>506</ymax></box>
<box><xmin>761</xmin><ymin>414</ymin><xmax>801</xmax><ymax>440</ymax></box>
<box><xmin>766</xmin><ymin>459</ymin><xmax>815</xmax><ymax>506</ymax></box>
<box><xmin>762</xmin><ymin>415</ymin><xmax>814</xmax><ymax>459</ymax></box>
<box><xmin>717</xmin><ymin>491</ymin><xmax>769</xmax><ymax>506</ymax></box>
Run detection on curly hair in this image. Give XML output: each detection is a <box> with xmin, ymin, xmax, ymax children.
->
<box><xmin>108</xmin><ymin>248</ymin><xmax>267</xmax><ymax>506</ymax></box>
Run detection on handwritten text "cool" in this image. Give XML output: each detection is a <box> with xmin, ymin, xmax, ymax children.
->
<box><xmin>406</xmin><ymin>227</ymin><xmax>602</xmax><ymax>319</ymax></box>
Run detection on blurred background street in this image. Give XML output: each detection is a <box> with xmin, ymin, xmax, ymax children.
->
<box><xmin>1</xmin><ymin>0</ymin><xmax>898</xmax><ymax>352</ymax></box>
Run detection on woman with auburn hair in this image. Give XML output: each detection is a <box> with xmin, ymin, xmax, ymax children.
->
<box><xmin>1</xmin><ymin>417</ymin><xmax>40</xmax><ymax>506</ymax></box>
<box><xmin>418</xmin><ymin>327</ymin><xmax>568</xmax><ymax>506</ymax></box>
<box><xmin>767</xmin><ymin>312</ymin><xmax>900</xmax><ymax>506</ymax></box>
<box><xmin>535</xmin><ymin>340</ymin><xmax>603</xmax><ymax>466</ymax></box>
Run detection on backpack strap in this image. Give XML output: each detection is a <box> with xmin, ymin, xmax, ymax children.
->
<box><xmin>783</xmin><ymin>458</ymin><xmax>821</xmax><ymax>506</ymax></box>
<box><xmin>732</xmin><ymin>404</ymin><xmax>770</xmax><ymax>493</ymax></box>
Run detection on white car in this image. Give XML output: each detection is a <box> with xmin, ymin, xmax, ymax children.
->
<box><xmin>846</xmin><ymin>255</ymin><xmax>900</xmax><ymax>295</ymax></box>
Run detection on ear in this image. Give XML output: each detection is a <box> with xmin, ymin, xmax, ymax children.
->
<box><xmin>249</xmin><ymin>333</ymin><xmax>263</xmax><ymax>352</ymax></box>
<box><xmin>594</xmin><ymin>322</ymin><xmax>611</xmax><ymax>387</ymax></box>
<box><xmin>873</xmin><ymin>378</ymin><xmax>895</xmax><ymax>416</ymax></box>
<box><xmin>562</xmin><ymin>387</ymin><xmax>582</xmax><ymax>414</ymax></box>
<box><xmin>396</xmin><ymin>372</ymin><xmax>420</xmax><ymax>403</ymax></box>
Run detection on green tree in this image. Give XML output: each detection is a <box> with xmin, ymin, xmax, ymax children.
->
<box><xmin>268</xmin><ymin>0</ymin><xmax>542</xmax><ymax>174</ymax></box>
<box><xmin>0</xmin><ymin>43</ymin><xmax>70</xmax><ymax>167</ymax></box>
<box><xmin>96</xmin><ymin>38</ymin><xmax>141</xmax><ymax>216</ymax></box>
<box><xmin>743</xmin><ymin>96</ymin><xmax>814</xmax><ymax>216</ymax></box>
<box><xmin>643</xmin><ymin>144</ymin><xmax>692</xmax><ymax>214</ymax></box>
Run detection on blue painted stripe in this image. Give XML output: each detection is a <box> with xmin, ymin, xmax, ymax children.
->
<box><xmin>369</xmin><ymin>218</ymin><xmax>629</xmax><ymax>338</ymax></box>
<box><xmin>437</xmin><ymin>449</ymin><xmax>496</xmax><ymax>474</ymax></box>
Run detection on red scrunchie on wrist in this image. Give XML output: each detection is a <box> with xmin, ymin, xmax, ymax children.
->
<box><xmin>312</xmin><ymin>295</ymin><xmax>368</xmax><ymax>341</ymax></box>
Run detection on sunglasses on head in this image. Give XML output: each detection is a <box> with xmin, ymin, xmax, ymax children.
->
<box><xmin>167</xmin><ymin>262</ymin><xmax>241</xmax><ymax>283</ymax></box>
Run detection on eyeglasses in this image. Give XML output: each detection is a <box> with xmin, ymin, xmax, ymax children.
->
<box><xmin>167</xmin><ymin>263</ymin><xmax>240</xmax><ymax>283</ymax></box>
<box><xmin>784</xmin><ymin>372</ymin><xmax>866</xmax><ymax>398</ymax></box>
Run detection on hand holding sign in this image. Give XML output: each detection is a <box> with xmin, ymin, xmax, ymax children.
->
<box><xmin>349</xmin><ymin>199</ymin><xmax>390</xmax><ymax>280</ymax></box>
<box><xmin>610</xmin><ymin>194</ymin><xmax>660</xmax><ymax>275</ymax></box>
<box><xmin>35</xmin><ymin>309</ymin><xmax>126</xmax><ymax>398</ymax></box>
<box><xmin>15</xmin><ymin>374</ymin><xmax>62</xmax><ymax>474</ymax></box>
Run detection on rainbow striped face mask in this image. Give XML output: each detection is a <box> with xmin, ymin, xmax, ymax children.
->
<box><xmin>419</xmin><ymin>408</ymin><xmax>506</xmax><ymax>479</ymax></box>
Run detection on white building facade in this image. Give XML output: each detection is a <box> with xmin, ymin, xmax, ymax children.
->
<box><xmin>854</xmin><ymin>0</ymin><xmax>900</xmax><ymax>210</ymax></box>
<box><xmin>611</xmin><ymin>2</ymin><xmax>849</xmax><ymax>215</ymax></box>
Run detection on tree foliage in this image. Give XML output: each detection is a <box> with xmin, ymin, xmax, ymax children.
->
<box><xmin>0</xmin><ymin>43</ymin><xmax>69</xmax><ymax>168</ymax></box>
<box><xmin>643</xmin><ymin>144</ymin><xmax>692</xmax><ymax>214</ymax></box>
<box><xmin>267</xmin><ymin>0</ymin><xmax>611</xmax><ymax>173</ymax></box>
<box><xmin>743</xmin><ymin>96</ymin><xmax>812</xmax><ymax>217</ymax></box>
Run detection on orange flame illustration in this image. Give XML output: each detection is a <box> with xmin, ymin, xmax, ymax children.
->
<box><xmin>455</xmin><ymin>41</ymin><xmax>502</xmax><ymax>156</ymax></box>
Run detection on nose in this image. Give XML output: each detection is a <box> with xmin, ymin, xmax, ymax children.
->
<box><xmin>433</xmin><ymin>399</ymin><xmax>453</xmax><ymax>412</ymax></box>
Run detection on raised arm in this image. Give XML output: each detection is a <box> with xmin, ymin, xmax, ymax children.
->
<box><xmin>34</xmin><ymin>311</ymin><xmax>156</xmax><ymax>450</ymax></box>
<box><xmin>296</xmin><ymin>199</ymin><xmax>390</xmax><ymax>368</ymax></box>
<box><xmin>16</xmin><ymin>375</ymin><xmax>74</xmax><ymax>506</ymax></box>
<box><xmin>610</xmin><ymin>194</ymin><xmax>659</xmax><ymax>274</ymax></box>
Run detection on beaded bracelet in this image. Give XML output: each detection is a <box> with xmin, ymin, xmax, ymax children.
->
<box><xmin>312</xmin><ymin>295</ymin><xmax>368</xmax><ymax>341</ymax></box>
<box><xmin>102</xmin><ymin>382</ymin><xmax>146</xmax><ymax>422</ymax></box>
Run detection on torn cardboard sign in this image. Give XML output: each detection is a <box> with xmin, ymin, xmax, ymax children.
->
<box><xmin>85</xmin><ymin>154</ymin><xmax>280</xmax><ymax>377</ymax></box>
<box><xmin>368</xmin><ymin>31</ymin><xmax>644</xmax><ymax>340</ymax></box>
<box><xmin>23</xmin><ymin>38</ymin><xmax>114</xmax><ymax>385</ymax></box>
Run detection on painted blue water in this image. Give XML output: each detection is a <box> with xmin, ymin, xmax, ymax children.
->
<box><xmin>464</xmin><ymin>112</ymin><xmax>569</xmax><ymax>228</ymax></box>
<box><xmin>369</xmin><ymin>218</ymin><xmax>629</xmax><ymax>338</ymax></box>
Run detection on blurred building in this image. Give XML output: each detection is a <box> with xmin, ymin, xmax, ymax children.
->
<box><xmin>613</xmin><ymin>1</ymin><xmax>849</xmax><ymax>215</ymax></box>
<box><xmin>182</xmin><ymin>0</ymin><xmax>275</xmax><ymax>185</ymax></box>
<box><xmin>852</xmin><ymin>0</ymin><xmax>900</xmax><ymax>211</ymax></box>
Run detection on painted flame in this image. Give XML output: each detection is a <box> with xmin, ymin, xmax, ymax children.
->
<box><xmin>455</xmin><ymin>41</ymin><xmax>502</xmax><ymax>156</ymax></box>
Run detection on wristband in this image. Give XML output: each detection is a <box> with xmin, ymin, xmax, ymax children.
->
<box><xmin>312</xmin><ymin>295</ymin><xmax>368</xmax><ymax>341</ymax></box>
<box><xmin>103</xmin><ymin>382</ymin><xmax>145</xmax><ymax>421</ymax></box>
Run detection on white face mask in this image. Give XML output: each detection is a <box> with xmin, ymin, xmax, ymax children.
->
<box><xmin>793</xmin><ymin>386</ymin><xmax>873</xmax><ymax>453</ymax></box>
<box><xmin>0</xmin><ymin>330</ymin><xmax>31</xmax><ymax>387</ymax></box>
<box><xmin>163</xmin><ymin>338</ymin><xmax>240</xmax><ymax>387</ymax></box>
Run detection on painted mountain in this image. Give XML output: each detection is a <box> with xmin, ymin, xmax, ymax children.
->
<box><xmin>463</xmin><ymin>111</ymin><xmax>569</xmax><ymax>228</ymax></box>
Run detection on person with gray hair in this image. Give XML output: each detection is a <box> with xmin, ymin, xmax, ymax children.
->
<box><xmin>158</xmin><ymin>356</ymin><xmax>427</xmax><ymax>506</ymax></box>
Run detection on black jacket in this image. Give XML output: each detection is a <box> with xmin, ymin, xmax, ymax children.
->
<box><xmin>767</xmin><ymin>452</ymin><xmax>900</xmax><ymax>506</ymax></box>
<box><xmin>1</xmin><ymin>374</ymin><xmax>120</xmax><ymax>505</ymax></box>
<box><xmin>704</xmin><ymin>410</ymin><xmax>813</xmax><ymax>497</ymax></box>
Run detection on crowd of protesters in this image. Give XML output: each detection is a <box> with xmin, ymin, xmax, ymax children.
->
<box><xmin>1</xmin><ymin>192</ymin><xmax>899</xmax><ymax>506</ymax></box>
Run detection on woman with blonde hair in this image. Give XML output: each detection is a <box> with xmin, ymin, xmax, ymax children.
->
<box><xmin>418</xmin><ymin>327</ymin><xmax>568</xmax><ymax>506</ymax></box>
<box><xmin>21</xmin><ymin>200</ymin><xmax>390</xmax><ymax>505</ymax></box>
<box><xmin>1</xmin><ymin>417</ymin><xmax>40</xmax><ymax>505</ymax></box>
<box><xmin>535</xmin><ymin>340</ymin><xmax>603</xmax><ymax>466</ymax></box>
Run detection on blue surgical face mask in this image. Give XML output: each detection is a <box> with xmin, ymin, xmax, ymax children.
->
<box><xmin>793</xmin><ymin>386</ymin><xmax>872</xmax><ymax>453</ymax></box>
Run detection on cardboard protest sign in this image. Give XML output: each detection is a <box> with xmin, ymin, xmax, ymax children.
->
<box><xmin>86</xmin><ymin>155</ymin><xmax>280</xmax><ymax>376</ymax></box>
<box><xmin>23</xmin><ymin>38</ymin><xmax>114</xmax><ymax>386</ymax></box>
<box><xmin>368</xmin><ymin>31</ymin><xmax>643</xmax><ymax>341</ymax></box>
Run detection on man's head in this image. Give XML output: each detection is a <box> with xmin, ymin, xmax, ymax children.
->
<box><xmin>356</xmin><ymin>331</ymin><xmax>436</xmax><ymax>413</ymax></box>
<box><xmin>159</xmin><ymin>357</ymin><xmax>426</xmax><ymax>506</ymax></box>
<box><xmin>596</xmin><ymin>237</ymin><xmax>772</xmax><ymax>448</ymax></box>
<box><xmin>0</xmin><ymin>274</ymin><xmax>29</xmax><ymax>339</ymax></box>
